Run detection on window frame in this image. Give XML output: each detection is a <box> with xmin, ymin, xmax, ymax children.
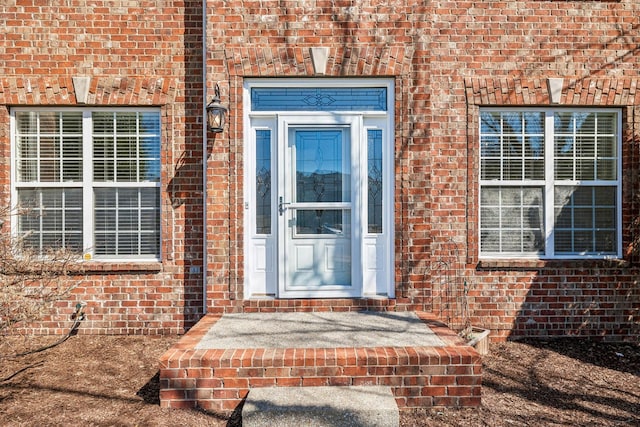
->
<box><xmin>479</xmin><ymin>107</ymin><xmax>622</xmax><ymax>260</ymax></box>
<box><xmin>10</xmin><ymin>107</ymin><xmax>162</xmax><ymax>262</ymax></box>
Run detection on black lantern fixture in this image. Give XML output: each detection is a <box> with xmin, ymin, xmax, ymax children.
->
<box><xmin>206</xmin><ymin>83</ymin><xmax>228</xmax><ymax>133</ymax></box>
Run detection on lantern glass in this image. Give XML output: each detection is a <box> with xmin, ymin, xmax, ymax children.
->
<box><xmin>206</xmin><ymin>84</ymin><xmax>228</xmax><ymax>133</ymax></box>
<box><xmin>207</xmin><ymin>103</ymin><xmax>227</xmax><ymax>133</ymax></box>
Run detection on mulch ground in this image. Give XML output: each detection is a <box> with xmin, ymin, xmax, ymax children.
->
<box><xmin>1</xmin><ymin>335</ymin><xmax>638</xmax><ymax>426</ymax></box>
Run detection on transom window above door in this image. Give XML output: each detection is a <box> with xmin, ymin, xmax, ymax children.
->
<box><xmin>250</xmin><ymin>87</ymin><xmax>388</xmax><ymax>112</ymax></box>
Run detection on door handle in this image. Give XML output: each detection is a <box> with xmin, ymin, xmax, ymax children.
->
<box><xmin>278</xmin><ymin>196</ymin><xmax>291</xmax><ymax>215</ymax></box>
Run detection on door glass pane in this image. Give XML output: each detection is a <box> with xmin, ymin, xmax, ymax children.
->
<box><xmin>255</xmin><ymin>129</ymin><xmax>271</xmax><ymax>234</ymax></box>
<box><xmin>368</xmin><ymin>129</ymin><xmax>383</xmax><ymax>233</ymax></box>
<box><xmin>295</xmin><ymin>130</ymin><xmax>349</xmax><ymax>203</ymax></box>
<box><xmin>295</xmin><ymin>209</ymin><xmax>351</xmax><ymax>236</ymax></box>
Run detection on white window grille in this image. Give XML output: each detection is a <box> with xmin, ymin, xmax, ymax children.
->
<box><xmin>11</xmin><ymin>109</ymin><xmax>161</xmax><ymax>261</ymax></box>
<box><xmin>479</xmin><ymin>109</ymin><xmax>621</xmax><ymax>259</ymax></box>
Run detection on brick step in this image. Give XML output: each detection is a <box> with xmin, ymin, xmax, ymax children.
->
<box><xmin>159</xmin><ymin>313</ymin><xmax>483</xmax><ymax>413</ymax></box>
<box><xmin>242</xmin><ymin>386</ymin><xmax>399</xmax><ymax>427</ymax></box>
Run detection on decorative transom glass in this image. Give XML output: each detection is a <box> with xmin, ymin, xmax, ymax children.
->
<box><xmin>251</xmin><ymin>87</ymin><xmax>387</xmax><ymax>112</ymax></box>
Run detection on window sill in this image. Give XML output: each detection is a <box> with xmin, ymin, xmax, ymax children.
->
<box><xmin>69</xmin><ymin>261</ymin><xmax>163</xmax><ymax>274</ymax></box>
<box><xmin>477</xmin><ymin>258</ymin><xmax>629</xmax><ymax>270</ymax></box>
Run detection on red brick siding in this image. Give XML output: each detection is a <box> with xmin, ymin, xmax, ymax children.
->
<box><xmin>462</xmin><ymin>78</ymin><xmax>640</xmax><ymax>341</ymax></box>
<box><xmin>1</xmin><ymin>1</ymin><xmax>639</xmax><ymax>340</ymax></box>
<box><xmin>205</xmin><ymin>0</ymin><xmax>640</xmax><ymax>341</ymax></box>
<box><xmin>0</xmin><ymin>1</ymin><xmax>205</xmax><ymax>334</ymax></box>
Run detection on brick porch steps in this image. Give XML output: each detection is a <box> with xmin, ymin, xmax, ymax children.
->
<box><xmin>159</xmin><ymin>312</ymin><xmax>482</xmax><ymax>414</ymax></box>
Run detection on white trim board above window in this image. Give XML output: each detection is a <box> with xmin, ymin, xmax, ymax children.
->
<box><xmin>10</xmin><ymin>108</ymin><xmax>162</xmax><ymax>262</ymax></box>
<box><xmin>479</xmin><ymin>108</ymin><xmax>622</xmax><ymax>260</ymax></box>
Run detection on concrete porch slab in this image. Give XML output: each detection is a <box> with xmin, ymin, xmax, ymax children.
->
<box><xmin>195</xmin><ymin>311</ymin><xmax>445</xmax><ymax>349</ymax></box>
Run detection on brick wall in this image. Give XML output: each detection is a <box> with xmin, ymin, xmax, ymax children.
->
<box><xmin>0</xmin><ymin>1</ymin><xmax>205</xmax><ymax>334</ymax></box>
<box><xmin>425</xmin><ymin>0</ymin><xmax>640</xmax><ymax>341</ymax></box>
<box><xmin>1</xmin><ymin>1</ymin><xmax>639</xmax><ymax>340</ymax></box>
<box><xmin>463</xmin><ymin>77</ymin><xmax>640</xmax><ymax>341</ymax></box>
<box><xmin>204</xmin><ymin>0</ymin><xmax>640</xmax><ymax>341</ymax></box>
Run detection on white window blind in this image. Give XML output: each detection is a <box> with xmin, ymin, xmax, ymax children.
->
<box><xmin>479</xmin><ymin>109</ymin><xmax>621</xmax><ymax>259</ymax></box>
<box><xmin>12</xmin><ymin>109</ymin><xmax>161</xmax><ymax>260</ymax></box>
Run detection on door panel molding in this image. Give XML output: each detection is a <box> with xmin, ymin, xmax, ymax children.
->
<box><xmin>278</xmin><ymin>115</ymin><xmax>361</xmax><ymax>298</ymax></box>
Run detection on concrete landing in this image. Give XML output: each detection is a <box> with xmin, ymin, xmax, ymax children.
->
<box><xmin>243</xmin><ymin>386</ymin><xmax>399</xmax><ymax>427</ymax></box>
<box><xmin>195</xmin><ymin>311</ymin><xmax>445</xmax><ymax>349</ymax></box>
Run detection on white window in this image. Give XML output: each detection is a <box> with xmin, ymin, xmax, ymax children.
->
<box><xmin>480</xmin><ymin>109</ymin><xmax>621</xmax><ymax>259</ymax></box>
<box><xmin>11</xmin><ymin>109</ymin><xmax>161</xmax><ymax>261</ymax></box>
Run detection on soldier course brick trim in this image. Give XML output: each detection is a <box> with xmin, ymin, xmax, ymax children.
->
<box><xmin>464</xmin><ymin>77</ymin><xmax>640</xmax><ymax>106</ymax></box>
<box><xmin>0</xmin><ymin>76</ymin><xmax>179</xmax><ymax>105</ymax></box>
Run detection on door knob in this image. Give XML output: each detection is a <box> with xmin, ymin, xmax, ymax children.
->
<box><xmin>278</xmin><ymin>196</ymin><xmax>291</xmax><ymax>215</ymax></box>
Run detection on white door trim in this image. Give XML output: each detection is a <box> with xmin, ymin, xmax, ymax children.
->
<box><xmin>243</xmin><ymin>78</ymin><xmax>395</xmax><ymax>300</ymax></box>
<box><xmin>277</xmin><ymin>114</ymin><xmax>363</xmax><ymax>298</ymax></box>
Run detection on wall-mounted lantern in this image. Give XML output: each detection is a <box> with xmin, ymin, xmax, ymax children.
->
<box><xmin>206</xmin><ymin>84</ymin><xmax>228</xmax><ymax>133</ymax></box>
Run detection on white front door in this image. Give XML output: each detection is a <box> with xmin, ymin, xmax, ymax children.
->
<box><xmin>244</xmin><ymin>79</ymin><xmax>394</xmax><ymax>300</ymax></box>
<box><xmin>279</xmin><ymin>121</ymin><xmax>360</xmax><ymax>297</ymax></box>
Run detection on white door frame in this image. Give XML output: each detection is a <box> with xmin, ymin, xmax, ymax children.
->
<box><xmin>277</xmin><ymin>114</ymin><xmax>362</xmax><ymax>298</ymax></box>
<box><xmin>243</xmin><ymin>78</ymin><xmax>395</xmax><ymax>300</ymax></box>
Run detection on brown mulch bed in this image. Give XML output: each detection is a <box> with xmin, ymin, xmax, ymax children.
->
<box><xmin>1</xmin><ymin>335</ymin><xmax>638</xmax><ymax>426</ymax></box>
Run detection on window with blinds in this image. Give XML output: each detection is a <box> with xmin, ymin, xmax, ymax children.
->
<box><xmin>12</xmin><ymin>110</ymin><xmax>161</xmax><ymax>260</ymax></box>
<box><xmin>479</xmin><ymin>109</ymin><xmax>621</xmax><ymax>259</ymax></box>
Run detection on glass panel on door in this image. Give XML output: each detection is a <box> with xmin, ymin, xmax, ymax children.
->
<box><xmin>284</xmin><ymin>128</ymin><xmax>352</xmax><ymax>290</ymax></box>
